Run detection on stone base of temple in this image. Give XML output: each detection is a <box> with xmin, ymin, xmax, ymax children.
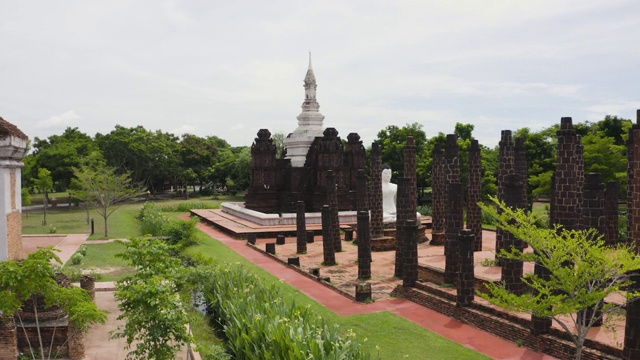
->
<box><xmin>430</xmin><ymin>232</ymin><xmax>446</xmax><ymax>246</ymax></box>
<box><xmin>371</xmin><ymin>236</ymin><xmax>396</xmax><ymax>251</ymax></box>
<box><xmin>221</xmin><ymin>202</ymin><xmax>358</xmax><ymax>226</ymax></box>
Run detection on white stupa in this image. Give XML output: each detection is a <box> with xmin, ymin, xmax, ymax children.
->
<box><xmin>283</xmin><ymin>53</ymin><xmax>325</xmax><ymax>167</ymax></box>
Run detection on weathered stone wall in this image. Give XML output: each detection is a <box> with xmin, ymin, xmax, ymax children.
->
<box><xmin>0</xmin><ymin>317</ymin><xmax>18</xmax><ymax>360</ymax></box>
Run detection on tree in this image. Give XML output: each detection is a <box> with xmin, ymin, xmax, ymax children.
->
<box><xmin>28</xmin><ymin>127</ymin><xmax>97</xmax><ymax>191</ymax></box>
<box><xmin>112</xmin><ymin>237</ymin><xmax>195</xmax><ymax>360</ymax></box>
<box><xmin>33</xmin><ymin>168</ymin><xmax>53</xmax><ymax>226</ymax></box>
<box><xmin>479</xmin><ymin>198</ymin><xmax>640</xmax><ymax>360</ymax></box>
<box><xmin>0</xmin><ymin>248</ymin><xmax>107</xmax><ymax>359</ymax></box>
<box><xmin>95</xmin><ymin>126</ymin><xmax>181</xmax><ymax>193</ymax></box>
<box><xmin>376</xmin><ymin>122</ymin><xmax>427</xmax><ymax>181</ymax></box>
<box><xmin>178</xmin><ymin>134</ymin><xmax>219</xmax><ymax>191</ymax></box>
<box><xmin>73</xmin><ymin>163</ymin><xmax>142</xmax><ymax>237</ymax></box>
<box><xmin>271</xmin><ymin>132</ymin><xmax>286</xmax><ymax>158</ymax></box>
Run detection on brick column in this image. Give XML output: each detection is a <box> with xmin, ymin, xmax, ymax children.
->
<box><xmin>604</xmin><ymin>181</ymin><xmax>619</xmax><ymax>246</ymax></box>
<box><xmin>356</xmin><ymin>169</ymin><xmax>368</xmax><ymax>212</ymax></box>
<box><xmin>551</xmin><ymin>117</ymin><xmax>582</xmax><ymax>231</ymax></box>
<box><xmin>457</xmin><ymin>229</ymin><xmax>475</xmax><ymax>307</ymax></box>
<box><xmin>80</xmin><ymin>275</ymin><xmax>96</xmax><ymax>301</ymax></box>
<box><xmin>357</xmin><ymin>210</ymin><xmax>372</xmax><ymax>279</ymax></box>
<box><xmin>370</xmin><ymin>143</ymin><xmax>384</xmax><ymax>238</ymax></box>
<box><xmin>431</xmin><ymin>143</ymin><xmax>446</xmax><ymax>245</ymax></box>
<box><xmin>443</xmin><ymin>134</ymin><xmax>461</xmax><ymax>256</ymax></box>
<box><xmin>515</xmin><ymin>137</ymin><xmax>528</xmax><ymax>209</ymax></box>
<box><xmin>628</xmin><ymin>110</ymin><xmax>640</xmax><ymax>252</ymax></box>
<box><xmin>296</xmin><ymin>201</ymin><xmax>307</xmax><ymax>254</ymax></box>
<box><xmin>624</xmin><ymin>271</ymin><xmax>640</xmax><ymax>359</ymax></box>
<box><xmin>321</xmin><ymin>205</ymin><xmax>336</xmax><ymax>266</ymax></box>
<box><xmin>623</xmin><ymin>110</ymin><xmax>640</xmax><ymax>358</ymax></box>
<box><xmin>496</xmin><ymin>130</ymin><xmax>515</xmax><ymax>259</ymax></box>
<box><xmin>402</xmin><ymin>219</ymin><xmax>418</xmax><ymax>288</ymax></box>
<box><xmin>403</xmin><ymin>136</ymin><xmax>417</xmax><ymax>219</ymax></box>
<box><xmin>444</xmin><ymin>182</ymin><xmax>463</xmax><ymax>284</ymax></box>
<box><xmin>67</xmin><ymin>323</ymin><xmax>85</xmax><ymax>360</ymax></box>
<box><xmin>326</xmin><ymin>170</ymin><xmax>342</xmax><ymax>252</ymax></box>
<box><xmin>395</xmin><ymin>177</ymin><xmax>411</xmax><ymax>277</ymax></box>
<box><xmin>467</xmin><ymin>139</ymin><xmax>483</xmax><ymax>251</ymax></box>
<box><xmin>581</xmin><ymin>173</ymin><xmax>605</xmax><ymax>235</ymax></box>
<box><xmin>501</xmin><ymin>174</ymin><xmax>524</xmax><ymax>295</ymax></box>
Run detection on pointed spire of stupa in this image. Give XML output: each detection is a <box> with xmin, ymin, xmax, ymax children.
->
<box><xmin>283</xmin><ymin>54</ymin><xmax>325</xmax><ymax>167</ymax></box>
<box><xmin>303</xmin><ymin>52</ymin><xmax>317</xmax><ymax>98</ymax></box>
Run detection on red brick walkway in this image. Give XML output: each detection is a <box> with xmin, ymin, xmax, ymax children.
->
<box><xmin>196</xmin><ymin>223</ymin><xmax>557</xmax><ymax>360</ymax></box>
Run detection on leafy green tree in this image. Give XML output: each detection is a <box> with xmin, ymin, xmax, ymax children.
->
<box><xmin>480</xmin><ymin>198</ymin><xmax>640</xmax><ymax>360</ymax></box>
<box><xmin>178</xmin><ymin>134</ymin><xmax>219</xmax><ymax>191</ymax></box>
<box><xmin>95</xmin><ymin>126</ymin><xmax>181</xmax><ymax>193</ymax></box>
<box><xmin>271</xmin><ymin>132</ymin><xmax>286</xmax><ymax>158</ymax></box>
<box><xmin>29</xmin><ymin>127</ymin><xmax>97</xmax><ymax>191</ymax></box>
<box><xmin>73</xmin><ymin>163</ymin><xmax>142</xmax><ymax>237</ymax></box>
<box><xmin>112</xmin><ymin>237</ymin><xmax>195</xmax><ymax>360</ymax></box>
<box><xmin>375</xmin><ymin>122</ymin><xmax>427</xmax><ymax>181</ymax></box>
<box><xmin>514</xmin><ymin>127</ymin><xmax>556</xmax><ymax>199</ymax></box>
<box><xmin>33</xmin><ymin>168</ymin><xmax>53</xmax><ymax>225</ymax></box>
<box><xmin>0</xmin><ymin>248</ymin><xmax>107</xmax><ymax>359</ymax></box>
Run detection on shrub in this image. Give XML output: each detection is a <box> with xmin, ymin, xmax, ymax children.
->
<box><xmin>138</xmin><ymin>202</ymin><xmax>169</xmax><ymax>236</ymax></box>
<box><xmin>77</xmin><ymin>245</ymin><xmax>88</xmax><ymax>256</ymax></box>
<box><xmin>70</xmin><ymin>252</ymin><xmax>83</xmax><ymax>265</ymax></box>
<box><xmin>202</xmin><ymin>263</ymin><xmax>370</xmax><ymax>360</ymax></box>
<box><xmin>417</xmin><ymin>205</ymin><xmax>432</xmax><ymax>216</ymax></box>
<box><xmin>48</xmin><ymin>225</ymin><xmax>57</xmax><ymax>234</ymax></box>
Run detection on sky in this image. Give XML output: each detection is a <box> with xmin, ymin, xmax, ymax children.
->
<box><xmin>2</xmin><ymin>0</ymin><xmax>640</xmax><ymax>149</ymax></box>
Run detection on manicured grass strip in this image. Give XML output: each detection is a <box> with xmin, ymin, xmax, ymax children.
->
<box><xmin>63</xmin><ymin>242</ymin><xmax>134</xmax><ymax>282</ymax></box>
<box><xmin>185</xmin><ymin>231</ymin><xmax>490</xmax><ymax>360</ymax></box>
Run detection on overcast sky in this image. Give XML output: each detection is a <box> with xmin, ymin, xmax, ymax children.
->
<box><xmin>2</xmin><ymin>0</ymin><xmax>640</xmax><ymax>149</ymax></box>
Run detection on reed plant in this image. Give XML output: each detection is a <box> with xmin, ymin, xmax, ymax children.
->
<box><xmin>202</xmin><ymin>263</ymin><xmax>370</xmax><ymax>359</ymax></box>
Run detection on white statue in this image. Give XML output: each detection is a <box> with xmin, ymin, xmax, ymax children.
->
<box><xmin>381</xmin><ymin>165</ymin><xmax>397</xmax><ymax>223</ymax></box>
<box><xmin>381</xmin><ymin>164</ymin><xmax>421</xmax><ymax>224</ymax></box>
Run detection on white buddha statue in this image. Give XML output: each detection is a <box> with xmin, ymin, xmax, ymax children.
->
<box><xmin>381</xmin><ymin>165</ymin><xmax>397</xmax><ymax>223</ymax></box>
<box><xmin>381</xmin><ymin>164</ymin><xmax>421</xmax><ymax>224</ymax></box>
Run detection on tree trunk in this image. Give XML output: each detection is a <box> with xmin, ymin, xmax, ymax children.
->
<box><xmin>104</xmin><ymin>215</ymin><xmax>108</xmax><ymax>237</ymax></box>
<box><xmin>42</xmin><ymin>193</ymin><xmax>48</xmax><ymax>226</ymax></box>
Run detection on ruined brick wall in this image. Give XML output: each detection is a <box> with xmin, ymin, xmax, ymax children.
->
<box><xmin>496</xmin><ymin>130</ymin><xmax>515</xmax><ymax>257</ymax></box>
<box><xmin>431</xmin><ymin>143</ymin><xmax>445</xmax><ymax>244</ymax></box>
<box><xmin>244</xmin><ymin>129</ymin><xmax>281</xmax><ymax>213</ymax></box>
<box><xmin>467</xmin><ymin>139</ymin><xmax>482</xmax><ymax>251</ymax></box>
<box><xmin>395</xmin><ymin>177</ymin><xmax>411</xmax><ymax>277</ymax></box>
<box><xmin>369</xmin><ymin>143</ymin><xmax>383</xmax><ymax>238</ymax></box>
<box><xmin>403</xmin><ymin>137</ymin><xmax>417</xmax><ymax>218</ymax></box>
<box><xmin>581</xmin><ymin>173</ymin><xmax>605</xmax><ymax>235</ymax></box>
<box><xmin>0</xmin><ymin>317</ymin><xmax>18</xmax><ymax>360</ymax></box>
<box><xmin>604</xmin><ymin>181</ymin><xmax>619</xmax><ymax>246</ymax></box>
<box><xmin>515</xmin><ymin>137</ymin><xmax>528</xmax><ymax>208</ymax></box>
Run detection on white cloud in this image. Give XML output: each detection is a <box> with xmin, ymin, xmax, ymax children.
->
<box><xmin>36</xmin><ymin>111</ymin><xmax>81</xmax><ymax>129</ymax></box>
<box><xmin>171</xmin><ymin>125</ymin><xmax>197</xmax><ymax>136</ymax></box>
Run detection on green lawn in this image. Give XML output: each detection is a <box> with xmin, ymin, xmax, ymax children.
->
<box><xmin>63</xmin><ymin>242</ymin><xmax>134</xmax><ymax>282</ymax></box>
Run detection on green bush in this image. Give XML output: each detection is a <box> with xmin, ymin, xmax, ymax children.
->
<box><xmin>70</xmin><ymin>252</ymin><xmax>83</xmax><ymax>265</ymax></box>
<box><xmin>77</xmin><ymin>245</ymin><xmax>88</xmax><ymax>256</ymax></box>
<box><xmin>417</xmin><ymin>205</ymin><xmax>432</xmax><ymax>216</ymax></box>
<box><xmin>481</xmin><ymin>209</ymin><xmax>496</xmax><ymax>225</ymax></box>
<box><xmin>137</xmin><ymin>202</ymin><xmax>200</xmax><ymax>249</ymax></box>
<box><xmin>202</xmin><ymin>263</ymin><xmax>370</xmax><ymax>360</ymax></box>
<box><xmin>138</xmin><ymin>202</ymin><xmax>168</xmax><ymax>236</ymax></box>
